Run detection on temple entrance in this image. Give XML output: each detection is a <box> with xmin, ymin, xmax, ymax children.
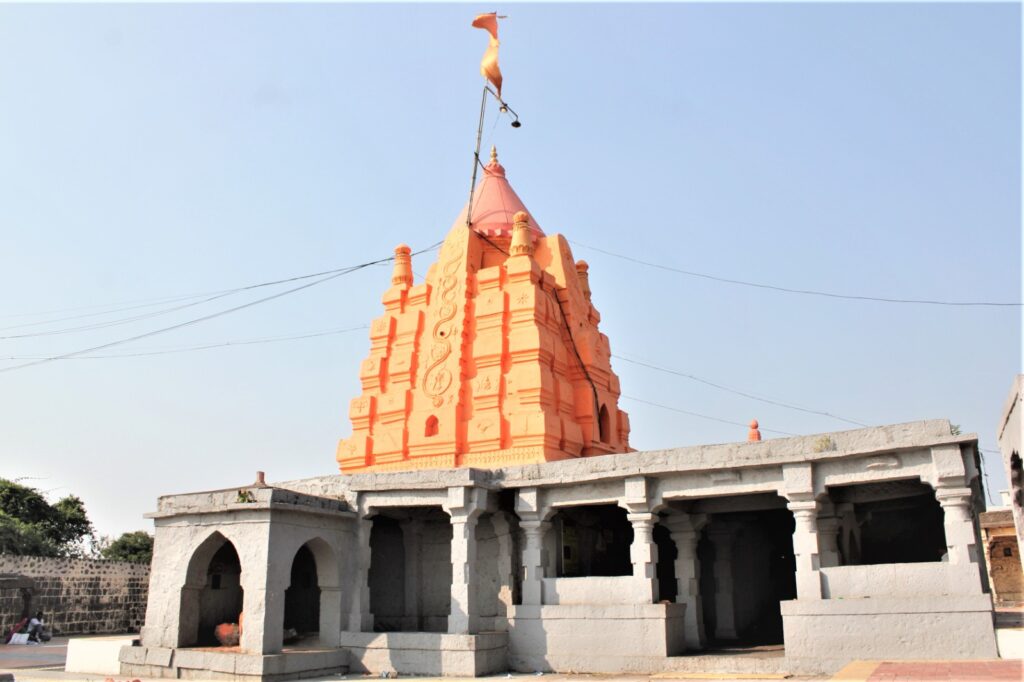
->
<box><xmin>283</xmin><ymin>544</ymin><xmax>319</xmax><ymax>641</ymax></box>
<box><xmin>180</xmin><ymin>533</ymin><xmax>244</xmax><ymax>647</ymax></box>
<box><xmin>695</xmin><ymin>496</ymin><xmax>796</xmax><ymax>648</ymax></box>
<box><xmin>369</xmin><ymin>507</ymin><xmax>452</xmax><ymax>632</ymax></box>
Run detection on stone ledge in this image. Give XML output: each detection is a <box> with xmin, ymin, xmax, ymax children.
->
<box><xmin>511</xmin><ymin>603</ymin><xmax>686</xmax><ymax>620</ymax></box>
<box><xmin>338</xmin><ymin>630</ymin><xmax>507</xmax><ymax>651</ymax></box>
<box><xmin>781</xmin><ymin>594</ymin><xmax>993</xmax><ymax>616</ymax></box>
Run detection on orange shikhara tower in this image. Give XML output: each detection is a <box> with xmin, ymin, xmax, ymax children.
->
<box><xmin>336</xmin><ymin>148</ymin><xmax>630</xmax><ymax>472</ymax></box>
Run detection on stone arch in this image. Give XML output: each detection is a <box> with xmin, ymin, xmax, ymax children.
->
<box><xmin>281</xmin><ymin>536</ymin><xmax>342</xmax><ymax>645</ymax></box>
<box><xmin>178</xmin><ymin>531</ymin><xmax>244</xmax><ymax>647</ymax></box>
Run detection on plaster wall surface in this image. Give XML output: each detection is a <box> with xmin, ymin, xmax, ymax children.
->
<box><xmin>0</xmin><ymin>555</ymin><xmax>149</xmax><ymax>635</ymax></box>
<box><xmin>541</xmin><ymin>576</ymin><xmax>646</xmax><ymax>604</ymax></box>
<box><xmin>507</xmin><ymin>603</ymin><xmax>686</xmax><ymax>673</ymax></box>
<box><xmin>820</xmin><ymin>563</ymin><xmax>982</xmax><ymax>598</ymax></box>
<box><xmin>338</xmin><ymin>631</ymin><xmax>508</xmax><ymax>677</ymax></box>
<box><xmin>781</xmin><ymin>595</ymin><xmax>998</xmax><ymax>661</ymax></box>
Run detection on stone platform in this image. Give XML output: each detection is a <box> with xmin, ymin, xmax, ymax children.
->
<box><xmin>338</xmin><ymin>631</ymin><xmax>508</xmax><ymax>677</ymax></box>
<box><xmin>118</xmin><ymin>644</ymin><xmax>348</xmax><ymax>681</ymax></box>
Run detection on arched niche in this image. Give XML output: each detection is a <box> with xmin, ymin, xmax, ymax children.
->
<box><xmin>178</xmin><ymin>532</ymin><xmax>244</xmax><ymax>647</ymax></box>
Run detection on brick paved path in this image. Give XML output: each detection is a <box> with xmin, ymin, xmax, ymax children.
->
<box><xmin>864</xmin><ymin>660</ymin><xmax>1023</xmax><ymax>680</ymax></box>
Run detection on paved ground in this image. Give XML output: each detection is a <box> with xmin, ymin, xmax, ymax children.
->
<box><xmin>0</xmin><ymin>638</ymin><xmax>68</xmax><ymax>670</ymax></box>
<box><xmin>1</xmin><ymin>642</ymin><xmax>1021</xmax><ymax>681</ymax></box>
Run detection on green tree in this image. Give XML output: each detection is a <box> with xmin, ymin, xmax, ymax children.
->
<box><xmin>0</xmin><ymin>478</ymin><xmax>95</xmax><ymax>557</ymax></box>
<box><xmin>100</xmin><ymin>531</ymin><xmax>153</xmax><ymax>564</ymax></box>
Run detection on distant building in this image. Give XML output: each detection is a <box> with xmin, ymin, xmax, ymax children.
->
<box><xmin>981</xmin><ymin>491</ymin><xmax>1023</xmax><ymax>604</ymax></box>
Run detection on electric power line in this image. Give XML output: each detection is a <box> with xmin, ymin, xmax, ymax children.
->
<box><xmin>0</xmin><ymin>241</ymin><xmax>442</xmax><ymax>375</ymax></box>
<box><xmin>621</xmin><ymin>394</ymin><xmax>796</xmax><ymax>436</ymax></box>
<box><xmin>614</xmin><ymin>353</ymin><xmax>868</xmax><ymax>427</ymax></box>
<box><xmin>1</xmin><ymin>325</ymin><xmax>369</xmax><ymax>360</ymax></box>
<box><xmin>570</xmin><ymin>240</ymin><xmax>1023</xmax><ymax>307</ymax></box>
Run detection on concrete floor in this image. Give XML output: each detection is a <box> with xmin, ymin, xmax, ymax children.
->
<box><xmin>1</xmin><ymin>639</ymin><xmax>1021</xmax><ymax>681</ymax></box>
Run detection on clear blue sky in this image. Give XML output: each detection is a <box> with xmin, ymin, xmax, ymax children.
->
<box><xmin>1</xmin><ymin>3</ymin><xmax>1020</xmax><ymax>538</ymax></box>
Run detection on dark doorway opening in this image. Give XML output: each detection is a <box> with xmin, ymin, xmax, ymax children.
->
<box><xmin>654</xmin><ymin>522</ymin><xmax>678</xmax><ymax>602</ymax></box>
<box><xmin>827</xmin><ymin>480</ymin><xmax>946</xmax><ymax>565</ymax></box>
<box><xmin>196</xmin><ymin>541</ymin><xmax>244</xmax><ymax>646</ymax></box>
<box><xmin>698</xmin><ymin>507</ymin><xmax>796</xmax><ymax>648</ymax></box>
<box><xmin>284</xmin><ymin>544</ymin><xmax>320</xmax><ymax>640</ymax></box>
<box><xmin>553</xmin><ymin>504</ymin><xmax>632</xmax><ymax>577</ymax></box>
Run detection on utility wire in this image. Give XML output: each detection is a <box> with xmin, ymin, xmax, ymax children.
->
<box><xmin>621</xmin><ymin>394</ymin><xmax>796</xmax><ymax>436</ymax></box>
<box><xmin>1</xmin><ymin>326</ymin><xmax>369</xmax><ymax>360</ymax></box>
<box><xmin>0</xmin><ymin>253</ymin><xmax>444</xmax><ymax>338</ymax></box>
<box><xmin>614</xmin><ymin>353</ymin><xmax>868</xmax><ymax>427</ymax></box>
<box><xmin>570</xmin><ymin>240</ymin><xmax>1023</xmax><ymax>307</ymax></box>
<box><xmin>0</xmin><ymin>242</ymin><xmax>442</xmax><ymax>375</ymax></box>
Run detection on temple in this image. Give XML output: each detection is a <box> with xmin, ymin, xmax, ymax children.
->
<box><xmin>337</xmin><ymin>148</ymin><xmax>629</xmax><ymax>472</ymax></box>
<box><xmin>122</xmin><ymin>149</ymin><xmax>1007</xmax><ymax>681</ymax></box>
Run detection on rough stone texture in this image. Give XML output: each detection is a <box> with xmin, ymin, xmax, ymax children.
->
<box><xmin>507</xmin><ymin>603</ymin><xmax>686</xmax><ymax>673</ymax></box>
<box><xmin>338</xmin><ymin>631</ymin><xmax>507</xmax><ymax>677</ymax></box>
<box><xmin>820</xmin><ymin>563</ymin><xmax>982</xmax><ymax>598</ymax></box>
<box><xmin>119</xmin><ymin>644</ymin><xmax>347</xmax><ymax>681</ymax></box>
<box><xmin>780</xmin><ymin>595</ymin><xmax>999</xmax><ymax>661</ymax></box>
<box><xmin>0</xmin><ymin>555</ymin><xmax>149</xmax><ymax>635</ymax></box>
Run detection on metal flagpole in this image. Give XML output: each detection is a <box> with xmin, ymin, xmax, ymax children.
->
<box><xmin>465</xmin><ymin>83</ymin><xmax>489</xmax><ymax>227</ymax></box>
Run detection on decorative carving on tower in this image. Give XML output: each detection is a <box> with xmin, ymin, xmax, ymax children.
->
<box><xmin>337</xmin><ymin>149</ymin><xmax>630</xmax><ymax>472</ymax></box>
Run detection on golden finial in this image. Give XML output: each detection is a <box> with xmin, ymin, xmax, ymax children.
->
<box><xmin>490</xmin><ymin>145</ymin><xmax>499</xmax><ymax>164</ymax></box>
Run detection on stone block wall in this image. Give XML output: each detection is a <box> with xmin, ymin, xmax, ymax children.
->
<box><xmin>0</xmin><ymin>555</ymin><xmax>150</xmax><ymax>635</ymax></box>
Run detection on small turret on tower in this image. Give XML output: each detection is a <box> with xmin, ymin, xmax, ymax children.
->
<box><xmin>391</xmin><ymin>244</ymin><xmax>413</xmax><ymax>287</ymax></box>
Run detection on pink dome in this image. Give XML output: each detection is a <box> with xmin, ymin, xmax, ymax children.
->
<box><xmin>452</xmin><ymin>150</ymin><xmax>544</xmax><ymax>241</ymax></box>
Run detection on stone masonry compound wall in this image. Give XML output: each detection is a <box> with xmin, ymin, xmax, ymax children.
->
<box><xmin>0</xmin><ymin>555</ymin><xmax>150</xmax><ymax>635</ymax></box>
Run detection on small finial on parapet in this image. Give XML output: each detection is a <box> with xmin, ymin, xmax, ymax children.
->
<box><xmin>391</xmin><ymin>243</ymin><xmax>413</xmax><ymax>286</ymax></box>
<box><xmin>576</xmin><ymin>260</ymin><xmax>592</xmax><ymax>301</ymax></box>
<box><xmin>510</xmin><ymin>211</ymin><xmax>534</xmax><ymax>257</ymax></box>
<box><xmin>748</xmin><ymin>420</ymin><xmax>762</xmax><ymax>442</ymax></box>
<box><xmin>490</xmin><ymin>145</ymin><xmax>499</xmax><ymax>164</ymax></box>
<box><xmin>254</xmin><ymin>471</ymin><xmax>268</xmax><ymax>487</ymax></box>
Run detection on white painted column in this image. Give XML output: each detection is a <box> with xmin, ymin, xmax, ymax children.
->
<box><xmin>520</xmin><ymin>520</ymin><xmax>549</xmax><ymax>605</ymax></box>
<box><xmin>240</xmin><ymin>585</ymin><xmax>285</xmax><ymax>654</ymax></box>
<box><xmin>788</xmin><ymin>497</ymin><xmax>823</xmax><ymax>600</ymax></box>
<box><xmin>347</xmin><ymin>517</ymin><xmax>374</xmax><ymax>632</ymax></box>
<box><xmin>628</xmin><ymin>512</ymin><xmax>660</xmax><ymax>603</ymax></box>
<box><xmin>401</xmin><ymin>518</ymin><xmax>422</xmax><ymax>631</ymax></box>
<box><xmin>707</xmin><ymin>526</ymin><xmax>737</xmax><ymax>640</ymax></box>
<box><xmin>664</xmin><ymin>513</ymin><xmax>707</xmax><ymax>649</ymax></box>
<box><xmin>936</xmin><ymin>486</ymin><xmax>979</xmax><ymax>566</ymax></box>
<box><xmin>449</xmin><ymin>511</ymin><xmax>480</xmax><ymax>633</ymax></box>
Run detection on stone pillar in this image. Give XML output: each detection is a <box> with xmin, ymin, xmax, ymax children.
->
<box><xmin>491</xmin><ymin>513</ymin><xmax>516</xmax><ymax>620</ymax></box>
<box><xmin>664</xmin><ymin>513</ymin><xmax>708</xmax><ymax>649</ymax></box>
<box><xmin>318</xmin><ymin>587</ymin><xmax>343</xmax><ymax>646</ymax></box>
<box><xmin>816</xmin><ymin>503</ymin><xmax>842</xmax><ymax>568</ymax></box>
<box><xmin>240</xmin><ymin>583</ymin><xmax>285</xmax><ymax>654</ymax></box>
<box><xmin>401</xmin><ymin>519</ymin><xmax>422</xmax><ymax>631</ymax></box>
<box><xmin>628</xmin><ymin>512</ymin><xmax>660</xmax><ymax>602</ymax></box>
<box><xmin>449</xmin><ymin>511</ymin><xmax>480</xmax><ymax>633</ymax></box>
<box><xmin>520</xmin><ymin>520</ymin><xmax>550</xmax><ymax>605</ymax></box>
<box><xmin>936</xmin><ymin>486</ymin><xmax>980</xmax><ymax>566</ymax></box>
<box><xmin>707</xmin><ymin>525</ymin><xmax>737</xmax><ymax>640</ymax></box>
<box><xmin>348</xmin><ymin>517</ymin><xmax>374</xmax><ymax>632</ymax></box>
<box><xmin>788</xmin><ymin>497</ymin><xmax>823</xmax><ymax>600</ymax></box>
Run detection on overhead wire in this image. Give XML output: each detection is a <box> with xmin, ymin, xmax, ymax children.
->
<box><xmin>621</xmin><ymin>395</ymin><xmax>796</xmax><ymax>436</ymax></box>
<box><xmin>1</xmin><ymin>325</ymin><xmax>369</xmax><ymax>360</ymax></box>
<box><xmin>0</xmin><ymin>241</ymin><xmax>442</xmax><ymax>375</ymax></box>
<box><xmin>570</xmin><ymin>239</ymin><xmax>1023</xmax><ymax>307</ymax></box>
<box><xmin>613</xmin><ymin>353</ymin><xmax>868</xmax><ymax>427</ymax></box>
